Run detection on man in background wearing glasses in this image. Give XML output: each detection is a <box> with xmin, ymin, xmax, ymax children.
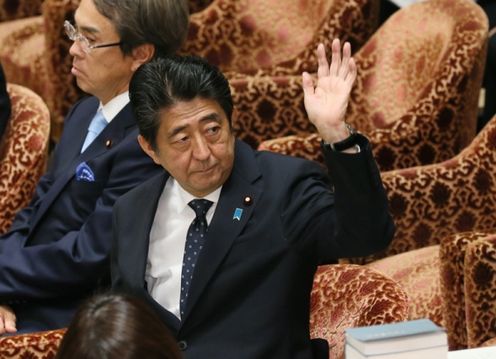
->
<box><xmin>0</xmin><ymin>0</ymin><xmax>189</xmax><ymax>334</ymax></box>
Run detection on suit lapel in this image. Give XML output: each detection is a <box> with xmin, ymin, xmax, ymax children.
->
<box><xmin>124</xmin><ymin>173</ymin><xmax>167</xmax><ymax>288</ymax></box>
<box><xmin>181</xmin><ymin>140</ymin><xmax>263</xmax><ymax>325</ymax></box>
<box><xmin>28</xmin><ymin>103</ymin><xmax>136</xmax><ymax>236</ymax></box>
<box><xmin>120</xmin><ymin>172</ymin><xmax>182</xmax><ymax>332</ymax></box>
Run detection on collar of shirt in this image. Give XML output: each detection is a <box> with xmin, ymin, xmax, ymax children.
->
<box><xmin>171</xmin><ymin>178</ymin><xmax>222</xmax><ymax>224</ymax></box>
<box><xmin>98</xmin><ymin>91</ymin><xmax>130</xmax><ymax>124</ymax></box>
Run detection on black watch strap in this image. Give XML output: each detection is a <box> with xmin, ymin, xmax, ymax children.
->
<box><xmin>326</xmin><ymin>123</ymin><xmax>359</xmax><ymax>152</ymax></box>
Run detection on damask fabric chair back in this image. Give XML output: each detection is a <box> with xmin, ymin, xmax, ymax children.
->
<box><xmin>257</xmin><ymin>0</ymin><xmax>488</xmax><ymax>169</ymax></box>
<box><xmin>0</xmin><ymin>328</ymin><xmax>65</xmax><ymax>358</ymax></box>
<box><xmin>354</xmin><ymin>114</ymin><xmax>496</xmax><ymax>338</ymax></box>
<box><xmin>0</xmin><ymin>0</ymin><xmax>78</xmax><ymax>142</ymax></box>
<box><xmin>310</xmin><ymin>264</ymin><xmax>409</xmax><ymax>359</ymax></box>
<box><xmin>440</xmin><ymin>232</ymin><xmax>496</xmax><ymax>349</ymax></box>
<box><xmin>0</xmin><ymin>0</ymin><xmax>44</xmax><ymax>21</ymax></box>
<box><xmin>188</xmin><ymin>0</ymin><xmax>213</xmax><ymax>13</ymax></box>
<box><xmin>0</xmin><ymin>84</ymin><xmax>50</xmax><ymax>234</ymax></box>
<box><xmin>375</xmin><ymin>113</ymin><xmax>496</xmax><ymax>263</ymax></box>
<box><xmin>180</xmin><ymin>0</ymin><xmax>380</xmax><ymax>76</ymax></box>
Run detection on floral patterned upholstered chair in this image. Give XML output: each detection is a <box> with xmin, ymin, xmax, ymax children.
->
<box><xmin>310</xmin><ymin>264</ymin><xmax>409</xmax><ymax>359</ymax></box>
<box><xmin>0</xmin><ymin>0</ymin><xmax>79</xmax><ymax>141</ymax></box>
<box><xmin>0</xmin><ymin>0</ymin><xmax>44</xmax><ymax>21</ymax></box>
<box><xmin>178</xmin><ymin>0</ymin><xmax>381</xmax><ymax>149</ymax></box>
<box><xmin>180</xmin><ymin>0</ymin><xmax>379</xmax><ymax>76</ymax></box>
<box><xmin>0</xmin><ymin>84</ymin><xmax>50</xmax><ymax>234</ymax></box>
<box><xmin>257</xmin><ymin>0</ymin><xmax>488</xmax><ymax>168</ymax></box>
<box><xmin>440</xmin><ymin>232</ymin><xmax>496</xmax><ymax>350</ymax></box>
<box><xmin>361</xmin><ymin>114</ymin><xmax>496</xmax><ymax>348</ymax></box>
<box><xmin>188</xmin><ymin>0</ymin><xmax>212</xmax><ymax>13</ymax></box>
<box><xmin>0</xmin><ymin>264</ymin><xmax>408</xmax><ymax>359</ymax></box>
<box><xmin>0</xmin><ymin>328</ymin><xmax>65</xmax><ymax>358</ymax></box>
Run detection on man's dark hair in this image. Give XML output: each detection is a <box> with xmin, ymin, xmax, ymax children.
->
<box><xmin>55</xmin><ymin>292</ymin><xmax>181</xmax><ymax>359</ymax></box>
<box><xmin>129</xmin><ymin>55</ymin><xmax>234</xmax><ymax>150</ymax></box>
<box><xmin>93</xmin><ymin>0</ymin><xmax>189</xmax><ymax>58</ymax></box>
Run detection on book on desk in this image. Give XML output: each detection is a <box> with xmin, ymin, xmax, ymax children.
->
<box><xmin>345</xmin><ymin>318</ymin><xmax>448</xmax><ymax>359</ymax></box>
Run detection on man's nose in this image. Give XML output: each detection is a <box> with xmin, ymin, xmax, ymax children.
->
<box><xmin>192</xmin><ymin>137</ymin><xmax>211</xmax><ymax>161</ymax></box>
<box><xmin>69</xmin><ymin>40</ymin><xmax>84</xmax><ymax>57</ymax></box>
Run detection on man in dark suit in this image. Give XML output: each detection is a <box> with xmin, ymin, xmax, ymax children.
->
<box><xmin>112</xmin><ymin>40</ymin><xmax>395</xmax><ymax>359</ymax></box>
<box><xmin>0</xmin><ymin>0</ymin><xmax>189</xmax><ymax>334</ymax></box>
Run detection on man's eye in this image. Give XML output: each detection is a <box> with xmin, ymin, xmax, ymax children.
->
<box><xmin>176</xmin><ymin>136</ymin><xmax>189</xmax><ymax>144</ymax></box>
<box><xmin>207</xmin><ymin>126</ymin><xmax>220</xmax><ymax>135</ymax></box>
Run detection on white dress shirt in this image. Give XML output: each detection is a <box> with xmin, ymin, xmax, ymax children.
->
<box><xmin>146</xmin><ymin>177</ymin><xmax>222</xmax><ymax>319</ymax></box>
<box><xmin>98</xmin><ymin>91</ymin><xmax>130</xmax><ymax>124</ymax></box>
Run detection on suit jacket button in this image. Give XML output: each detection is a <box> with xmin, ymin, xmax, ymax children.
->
<box><xmin>178</xmin><ymin>340</ymin><xmax>188</xmax><ymax>351</ymax></box>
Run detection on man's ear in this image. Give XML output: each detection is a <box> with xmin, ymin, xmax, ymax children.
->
<box><xmin>131</xmin><ymin>44</ymin><xmax>155</xmax><ymax>72</ymax></box>
<box><xmin>138</xmin><ymin>134</ymin><xmax>161</xmax><ymax>165</ymax></box>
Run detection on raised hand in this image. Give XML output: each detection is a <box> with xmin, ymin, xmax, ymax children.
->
<box><xmin>0</xmin><ymin>305</ymin><xmax>16</xmax><ymax>335</ymax></box>
<box><xmin>302</xmin><ymin>39</ymin><xmax>357</xmax><ymax>144</ymax></box>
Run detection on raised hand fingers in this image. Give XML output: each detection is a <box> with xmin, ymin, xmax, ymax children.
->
<box><xmin>346</xmin><ymin>57</ymin><xmax>357</xmax><ymax>86</ymax></box>
<box><xmin>338</xmin><ymin>42</ymin><xmax>352</xmax><ymax>79</ymax></box>
<box><xmin>316</xmin><ymin>39</ymin><xmax>355</xmax><ymax>82</ymax></box>
<box><xmin>316</xmin><ymin>43</ymin><xmax>330</xmax><ymax>78</ymax></box>
<box><xmin>302</xmin><ymin>71</ymin><xmax>315</xmax><ymax>97</ymax></box>
<box><xmin>329</xmin><ymin>38</ymin><xmax>341</xmax><ymax>77</ymax></box>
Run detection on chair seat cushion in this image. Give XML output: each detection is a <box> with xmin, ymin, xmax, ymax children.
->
<box><xmin>367</xmin><ymin>245</ymin><xmax>443</xmax><ymax>326</ymax></box>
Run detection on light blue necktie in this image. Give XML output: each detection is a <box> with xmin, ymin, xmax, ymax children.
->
<box><xmin>81</xmin><ymin>110</ymin><xmax>107</xmax><ymax>153</ymax></box>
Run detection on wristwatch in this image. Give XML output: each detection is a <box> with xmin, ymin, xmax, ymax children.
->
<box><xmin>326</xmin><ymin>123</ymin><xmax>360</xmax><ymax>152</ymax></box>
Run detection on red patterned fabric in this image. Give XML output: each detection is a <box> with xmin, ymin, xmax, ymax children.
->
<box><xmin>375</xmin><ymin>114</ymin><xmax>496</xmax><ymax>263</ymax></box>
<box><xmin>180</xmin><ymin>0</ymin><xmax>380</xmax><ymax>75</ymax></box>
<box><xmin>464</xmin><ymin>236</ymin><xmax>496</xmax><ymax>348</ymax></box>
<box><xmin>42</xmin><ymin>0</ymin><xmax>84</xmax><ymax>140</ymax></box>
<box><xmin>258</xmin><ymin>0</ymin><xmax>488</xmax><ymax>169</ymax></box>
<box><xmin>440</xmin><ymin>232</ymin><xmax>486</xmax><ymax>349</ymax></box>
<box><xmin>0</xmin><ymin>328</ymin><xmax>65</xmax><ymax>358</ymax></box>
<box><xmin>188</xmin><ymin>0</ymin><xmax>212</xmax><ymax>13</ymax></box>
<box><xmin>0</xmin><ymin>0</ymin><xmax>43</xmax><ymax>21</ymax></box>
<box><xmin>482</xmin><ymin>337</ymin><xmax>496</xmax><ymax>347</ymax></box>
<box><xmin>341</xmin><ymin>114</ymin><xmax>496</xmax><ymax>342</ymax></box>
<box><xmin>367</xmin><ymin>246</ymin><xmax>442</xmax><ymax>325</ymax></box>
<box><xmin>0</xmin><ymin>84</ymin><xmax>50</xmax><ymax>234</ymax></box>
<box><xmin>310</xmin><ymin>264</ymin><xmax>409</xmax><ymax>359</ymax></box>
<box><xmin>440</xmin><ymin>232</ymin><xmax>496</xmax><ymax>349</ymax></box>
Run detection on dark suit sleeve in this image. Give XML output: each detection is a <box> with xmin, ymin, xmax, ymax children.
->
<box><xmin>282</xmin><ymin>134</ymin><xmax>394</xmax><ymax>264</ymax></box>
<box><xmin>0</xmin><ymin>137</ymin><xmax>160</xmax><ymax>301</ymax></box>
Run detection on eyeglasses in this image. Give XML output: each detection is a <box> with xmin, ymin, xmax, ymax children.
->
<box><xmin>64</xmin><ymin>20</ymin><xmax>122</xmax><ymax>54</ymax></box>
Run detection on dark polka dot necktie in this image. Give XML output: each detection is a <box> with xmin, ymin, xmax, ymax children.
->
<box><xmin>180</xmin><ymin>199</ymin><xmax>213</xmax><ymax>318</ymax></box>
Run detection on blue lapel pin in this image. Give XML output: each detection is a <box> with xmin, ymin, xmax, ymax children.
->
<box><xmin>233</xmin><ymin>208</ymin><xmax>243</xmax><ymax>221</ymax></box>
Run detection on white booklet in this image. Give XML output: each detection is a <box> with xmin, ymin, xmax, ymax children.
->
<box><xmin>345</xmin><ymin>319</ymin><xmax>447</xmax><ymax>357</ymax></box>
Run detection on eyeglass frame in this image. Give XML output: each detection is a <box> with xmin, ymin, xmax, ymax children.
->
<box><xmin>64</xmin><ymin>20</ymin><xmax>122</xmax><ymax>54</ymax></box>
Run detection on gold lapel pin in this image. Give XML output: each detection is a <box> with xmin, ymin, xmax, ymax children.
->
<box><xmin>243</xmin><ymin>196</ymin><xmax>252</xmax><ymax>206</ymax></box>
<box><xmin>105</xmin><ymin>139</ymin><xmax>112</xmax><ymax>148</ymax></box>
